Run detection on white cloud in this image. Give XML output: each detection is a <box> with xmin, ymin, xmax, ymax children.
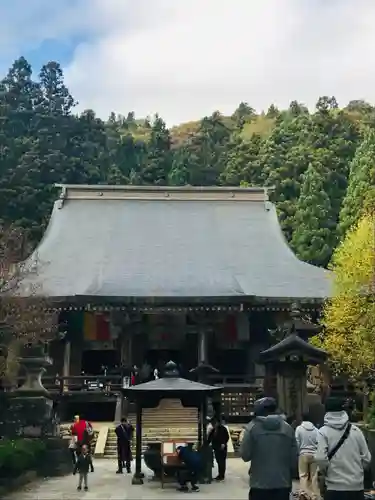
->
<box><xmin>3</xmin><ymin>0</ymin><xmax>375</xmax><ymax>125</ymax></box>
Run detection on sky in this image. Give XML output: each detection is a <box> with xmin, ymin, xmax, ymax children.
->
<box><xmin>1</xmin><ymin>0</ymin><xmax>375</xmax><ymax>126</ymax></box>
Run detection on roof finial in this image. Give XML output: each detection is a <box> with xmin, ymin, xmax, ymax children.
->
<box><xmin>163</xmin><ymin>360</ymin><xmax>180</xmax><ymax>378</ymax></box>
<box><xmin>290</xmin><ymin>302</ymin><xmax>301</xmax><ymax>321</ymax></box>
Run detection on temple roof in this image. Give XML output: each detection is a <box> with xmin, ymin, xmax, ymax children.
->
<box><xmin>21</xmin><ymin>185</ymin><xmax>332</xmax><ymax>302</ymax></box>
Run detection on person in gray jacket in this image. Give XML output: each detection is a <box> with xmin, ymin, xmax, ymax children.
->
<box><xmin>240</xmin><ymin>397</ymin><xmax>298</xmax><ymax>500</ymax></box>
<box><xmin>295</xmin><ymin>412</ymin><xmax>319</xmax><ymax>499</ymax></box>
<box><xmin>315</xmin><ymin>397</ymin><xmax>371</xmax><ymax>500</ymax></box>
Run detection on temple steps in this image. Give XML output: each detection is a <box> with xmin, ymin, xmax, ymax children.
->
<box><xmin>102</xmin><ymin>399</ymin><xmax>199</xmax><ymax>458</ymax></box>
<box><xmin>60</xmin><ymin>400</ymin><xmax>237</xmax><ymax>459</ymax></box>
<box><xmin>102</xmin><ymin>426</ymin><xmax>199</xmax><ymax>458</ymax></box>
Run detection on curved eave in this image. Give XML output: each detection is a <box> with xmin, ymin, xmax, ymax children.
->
<box><xmin>260</xmin><ymin>334</ymin><xmax>327</xmax><ymax>363</ymax></box>
<box><xmin>19</xmin><ymin>186</ymin><xmax>333</xmax><ymax>301</ymax></box>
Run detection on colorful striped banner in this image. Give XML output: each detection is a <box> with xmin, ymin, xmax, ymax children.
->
<box><xmin>83</xmin><ymin>312</ymin><xmax>111</xmax><ymax>342</ymax></box>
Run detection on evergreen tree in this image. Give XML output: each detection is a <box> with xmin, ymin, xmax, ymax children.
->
<box><xmin>0</xmin><ymin>58</ymin><xmax>41</xmax><ymax>232</ymax></box>
<box><xmin>288</xmin><ymin>100</ymin><xmax>308</xmax><ymax>117</ymax></box>
<box><xmin>260</xmin><ymin>113</ymin><xmax>313</xmax><ymax>241</ymax></box>
<box><xmin>220</xmin><ymin>134</ymin><xmax>262</xmax><ymax>186</ymax></box>
<box><xmin>168</xmin><ymin>146</ymin><xmax>192</xmax><ymax>186</ymax></box>
<box><xmin>38</xmin><ymin>61</ymin><xmax>76</xmax><ymax>115</ymax></box>
<box><xmin>140</xmin><ymin>115</ymin><xmax>171</xmax><ymax>185</ymax></box>
<box><xmin>232</xmin><ymin>102</ymin><xmax>256</xmax><ymax>128</ymax></box>
<box><xmin>291</xmin><ymin>162</ymin><xmax>335</xmax><ymax>267</ymax></box>
<box><xmin>338</xmin><ymin>127</ymin><xmax>375</xmax><ymax>235</ymax></box>
<box><xmin>266</xmin><ymin>104</ymin><xmax>280</xmax><ymax>118</ymax></box>
<box><xmin>0</xmin><ymin>54</ymin><xmax>373</xmax><ymax>263</ymax></box>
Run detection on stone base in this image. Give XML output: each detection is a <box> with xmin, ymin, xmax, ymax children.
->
<box><xmin>2</xmin><ymin>395</ymin><xmax>54</xmax><ymax>437</ymax></box>
<box><xmin>39</xmin><ymin>438</ymin><xmax>73</xmax><ymax>477</ymax></box>
<box><xmin>132</xmin><ymin>473</ymin><xmax>144</xmax><ymax>485</ymax></box>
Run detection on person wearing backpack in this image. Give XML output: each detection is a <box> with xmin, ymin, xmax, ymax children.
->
<box><xmin>315</xmin><ymin>397</ymin><xmax>371</xmax><ymax>500</ymax></box>
<box><xmin>71</xmin><ymin>415</ymin><xmax>93</xmax><ymax>455</ymax></box>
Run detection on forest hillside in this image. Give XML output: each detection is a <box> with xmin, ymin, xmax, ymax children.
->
<box><xmin>1</xmin><ymin>58</ymin><xmax>374</xmax><ymax>267</ymax></box>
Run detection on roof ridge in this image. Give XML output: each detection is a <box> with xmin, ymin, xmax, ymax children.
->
<box><xmin>56</xmin><ymin>184</ymin><xmax>273</xmax><ymax>203</ymax></box>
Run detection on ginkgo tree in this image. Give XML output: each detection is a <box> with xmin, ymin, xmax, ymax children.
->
<box><xmin>313</xmin><ymin>211</ymin><xmax>375</xmax><ymax>381</ymax></box>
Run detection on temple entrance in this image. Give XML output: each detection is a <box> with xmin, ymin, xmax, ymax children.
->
<box><xmin>63</xmin><ymin>401</ymin><xmax>116</xmax><ymax>422</ymax></box>
<box><xmin>81</xmin><ymin>349</ymin><xmax>119</xmax><ymax>375</ymax></box>
<box><xmin>146</xmin><ymin>349</ymin><xmax>181</xmax><ymax>367</ymax></box>
<box><xmin>145</xmin><ymin>349</ymin><xmax>192</xmax><ymax>377</ymax></box>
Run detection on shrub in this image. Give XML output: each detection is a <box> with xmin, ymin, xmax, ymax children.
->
<box><xmin>0</xmin><ymin>438</ymin><xmax>46</xmax><ymax>480</ymax></box>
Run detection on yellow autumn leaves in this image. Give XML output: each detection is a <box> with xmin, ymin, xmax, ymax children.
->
<box><xmin>312</xmin><ymin>213</ymin><xmax>375</xmax><ymax>380</ymax></box>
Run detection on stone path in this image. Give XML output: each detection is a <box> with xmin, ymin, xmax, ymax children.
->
<box><xmin>4</xmin><ymin>459</ymin><xmax>252</xmax><ymax>500</ymax></box>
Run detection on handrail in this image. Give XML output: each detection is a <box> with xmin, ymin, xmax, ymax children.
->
<box><xmin>2</xmin><ymin>373</ymin><xmax>271</xmax><ymax>395</ymax></box>
<box><xmin>2</xmin><ymin>374</ymin><xmax>124</xmax><ymax>395</ymax></box>
<box><xmin>207</xmin><ymin>374</ymin><xmax>266</xmax><ymax>385</ymax></box>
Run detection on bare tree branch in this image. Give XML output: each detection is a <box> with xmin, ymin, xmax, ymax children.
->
<box><xmin>0</xmin><ymin>226</ymin><xmax>57</xmax><ymax>384</ymax></box>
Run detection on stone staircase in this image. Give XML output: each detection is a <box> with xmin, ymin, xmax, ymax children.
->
<box><xmin>60</xmin><ymin>400</ymin><xmax>237</xmax><ymax>459</ymax></box>
<box><xmin>103</xmin><ymin>399</ymin><xmax>198</xmax><ymax>459</ymax></box>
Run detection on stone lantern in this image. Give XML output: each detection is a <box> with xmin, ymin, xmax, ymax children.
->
<box><xmin>259</xmin><ymin>304</ymin><xmax>327</xmax><ymax>421</ymax></box>
<box><xmin>5</xmin><ymin>342</ymin><xmax>54</xmax><ymax>437</ymax></box>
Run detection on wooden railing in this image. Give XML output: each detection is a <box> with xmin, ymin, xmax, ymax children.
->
<box><xmin>207</xmin><ymin>373</ymin><xmax>267</xmax><ymax>387</ymax></box>
<box><xmin>2</xmin><ymin>375</ymin><xmax>124</xmax><ymax>395</ymax></box>
<box><xmin>2</xmin><ymin>373</ymin><xmax>272</xmax><ymax>398</ymax></box>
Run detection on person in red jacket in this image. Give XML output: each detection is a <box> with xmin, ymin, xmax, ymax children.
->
<box><xmin>71</xmin><ymin>415</ymin><xmax>93</xmax><ymax>455</ymax></box>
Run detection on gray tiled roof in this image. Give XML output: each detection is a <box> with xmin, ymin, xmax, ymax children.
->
<box><xmin>22</xmin><ymin>186</ymin><xmax>332</xmax><ymax>301</ymax></box>
<box><xmin>123</xmin><ymin>376</ymin><xmax>222</xmax><ymax>393</ymax></box>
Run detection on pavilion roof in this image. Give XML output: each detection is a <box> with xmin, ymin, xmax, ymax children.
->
<box><xmin>259</xmin><ymin>333</ymin><xmax>327</xmax><ymax>363</ymax></box>
<box><xmin>122</xmin><ymin>361</ymin><xmax>222</xmax><ymax>402</ymax></box>
<box><xmin>20</xmin><ymin>185</ymin><xmax>332</xmax><ymax>302</ymax></box>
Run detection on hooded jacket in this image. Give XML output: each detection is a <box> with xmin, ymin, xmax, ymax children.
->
<box><xmin>295</xmin><ymin>421</ymin><xmax>318</xmax><ymax>455</ymax></box>
<box><xmin>315</xmin><ymin>411</ymin><xmax>371</xmax><ymax>492</ymax></box>
<box><xmin>177</xmin><ymin>446</ymin><xmax>202</xmax><ymax>472</ymax></box>
<box><xmin>240</xmin><ymin>414</ymin><xmax>298</xmax><ymax>490</ymax></box>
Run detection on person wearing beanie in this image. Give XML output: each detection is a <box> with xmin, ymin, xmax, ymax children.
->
<box><xmin>240</xmin><ymin>397</ymin><xmax>298</xmax><ymax>500</ymax></box>
<box><xmin>295</xmin><ymin>412</ymin><xmax>320</xmax><ymax>499</ymax></box>
<box><xmin>315</xmin><ymin>397</ymin><xmax>371</xmax><ymax>499</ymax></box>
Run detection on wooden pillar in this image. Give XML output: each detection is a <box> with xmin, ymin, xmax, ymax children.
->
<box><xmin>120</xmin><ymin>325</ymin><xmax>133</xmax><ymax>366</ymax></box>
<box><xmin>197</xmin><ymin>405</ymin><xmax>202</xmax><ymax>447</ymax></box>
<box><xmin>132</xmin><ymin>402</ymin><xmax>143</xmax><ymax>484</ymax></box>
<box><xmin>62</xmin><ymin>341</ymin><xmax>71</xmax><ymax>392</ymax></box>
<box><xmin>120</xmin><ymin>328</ymin><xmax>133</xmax><ymax>415</ymax></box>
<box><xmin>201</xmin><ymin>398</ymin><xmax>212</xmax><ymax>484</ymax></box>
<box><xmin>202</xmin><ymin>400</ymin><xmax>208</xmax><ymax>443</ymax></box>
<box><xmin>198</xmin><ymin>327</ymin><xmax>207</xmax><ymax>363</ymax></box>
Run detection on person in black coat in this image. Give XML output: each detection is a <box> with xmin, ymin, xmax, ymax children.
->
<box><xmin>207</xmin><ymin>417</ymin><xmax>230</xmax><ymax>481</ymax></box>
<box><xmin>73</xmin><ymin>444</ymin><xmax>94</xmax><ymax>491</ymax></box>
<box><xmin>115</xmin><ymin>417</ymin><xmax>134</xmax><ymax>473</ymax></box>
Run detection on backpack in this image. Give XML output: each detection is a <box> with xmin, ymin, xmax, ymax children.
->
<box><xmin>318</xmin><ymin>423</ymin><xmax>351</xmax><ymax>495</ymax></box>
<box><xmin>85</xmin><ymin>421</ymin><xmax>94</xmax><ymax>440</ymax></box>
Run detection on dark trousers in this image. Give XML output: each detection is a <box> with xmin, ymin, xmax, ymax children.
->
<box><xmin>213</xmin><ymin>447</ymin><xmax>227</xmax><ymax>478</ymax></box>
<box><xmin>177</xmin><ymin>468</ymin><xmax>198</xmax><ymax>487</ymax></box>
<box><xmin>325</xmin><ymin>491</ymin><xmax>364</xmax><ymax>500</ymax></box>
<box><xmin>70</xmin><ymin>448</ymin><xmax>77</xmax><ymax>465</ymax></box>
<box><xmin>117</xmin><ymin>441</ymin><xmax>131</xmax><ymax>472</ymax></box>
<box><xmin>249</xmin><ymin>488</ymin><xmax>291</xmax><ymax>500</ymax></box>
